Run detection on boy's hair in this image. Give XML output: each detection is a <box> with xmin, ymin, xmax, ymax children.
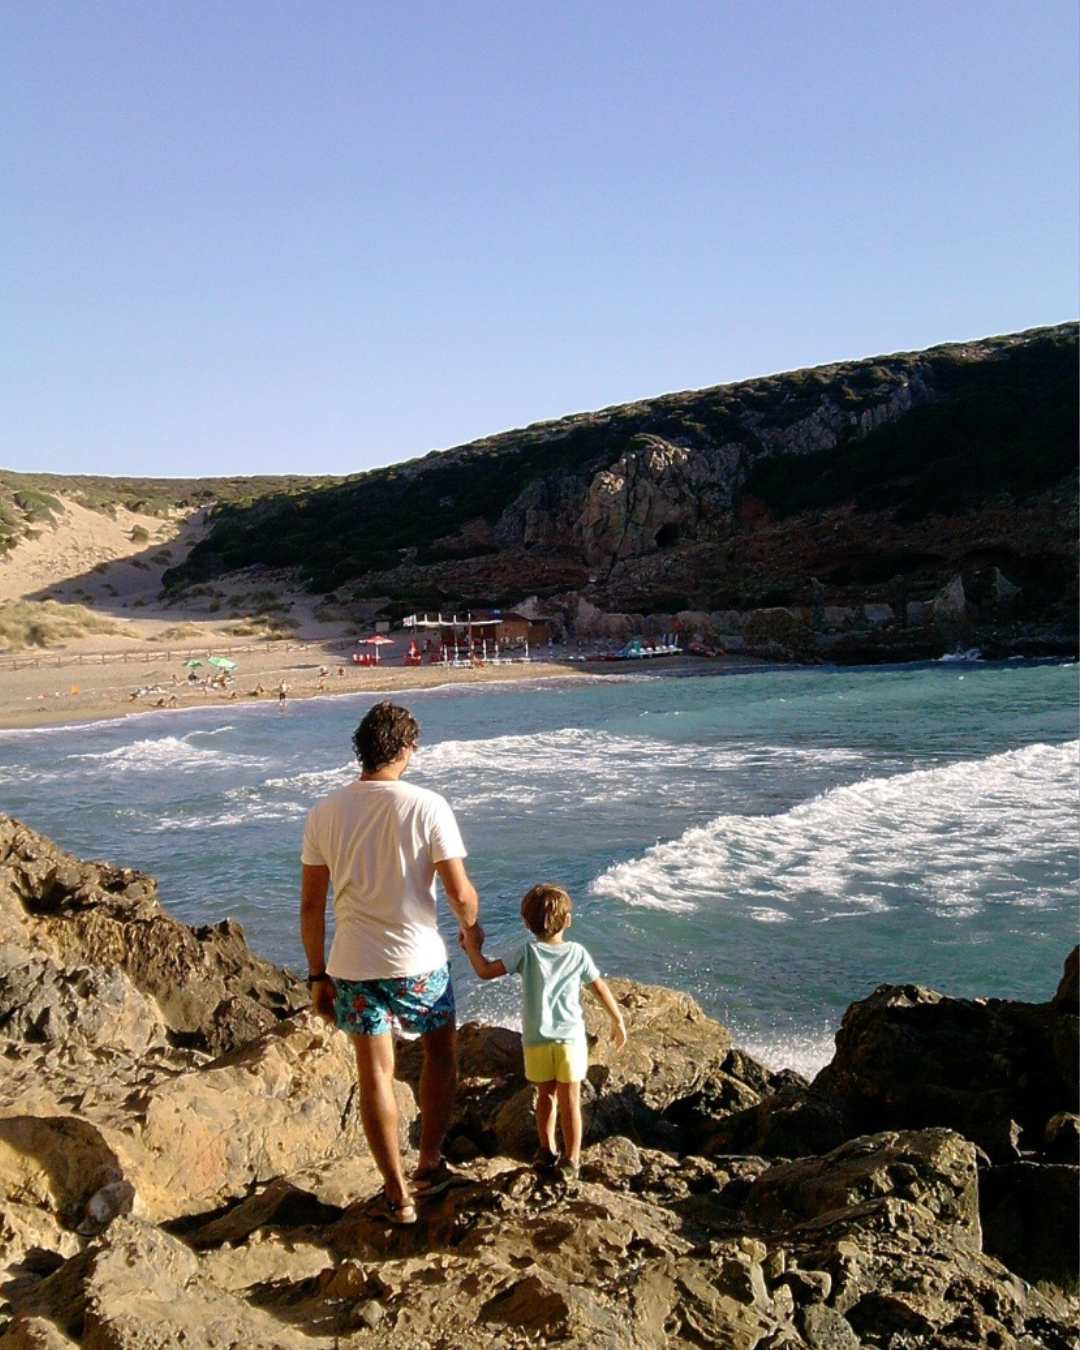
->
<box><xmin>352</xmin><ymin>701</ymin><xmax>420</xmax><ymax>773</ymax></box>
<box><xmin>521</xmin><ymin>884</ymin><xmax>572</xmax><ymax>938</ymax></box>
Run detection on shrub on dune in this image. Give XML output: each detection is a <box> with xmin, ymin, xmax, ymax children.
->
<box><xmin>0</xmin><ymin>601</ymin><xmax>131</xmax><ymax>651</ymax></box>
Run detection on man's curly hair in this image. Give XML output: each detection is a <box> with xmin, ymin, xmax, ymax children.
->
<box><xmin>352</xmin><ymin>702</ymin><xmax>420</xmax><ymax>773</ymax></box>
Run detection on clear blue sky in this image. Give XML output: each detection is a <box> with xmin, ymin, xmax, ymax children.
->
<box><xmin>4</xmin><ymin>1</ymin><xmax>1076</xmax><ymax>477</ymax></box>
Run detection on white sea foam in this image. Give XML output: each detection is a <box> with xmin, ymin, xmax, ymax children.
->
<box><xmin>141</xmin><ymin>760</ymin><xmax>359</xmax><ymax>833</ymax></box>
<box><xmin>213</xmin><ymin>728</ymin><xmax>867</xmax><ymax>834</ymax></box>
<box><xmin>747</xmin><ymin>907</ymin><xmax>792</xmax><ymax>924</ymax></box>
<box><xmin>67</xmin><ymin>735</ymin><xmax>263</xmax><ymax>774</ymax></box>
<box><xmin>0</xmin><ymin>716</ymin><xmax>135</xmax><ymax>739</ymax></box>
<box><xmin>262</xmin><ymin>763</ymin><xmax>357</xmax><ymax>793</ymax></box>
<box><xmin>738</xmin><ymin>1027</ymin><xmax>836</xmax><ymax>1079</ymax></box>
<box><xmin>590</xmin><ymin>740</ymin><xmax>1079</xmax><ymax>921</ymax></box>
<box><xmin>146</xmin><ymin>802</ymin><xmax>307</xmax><ymax>831</ymax></box>
<box><xmin>406</xmin><ymin>728</ymin><xmax>867</xmax><ymax>810</ymax></box>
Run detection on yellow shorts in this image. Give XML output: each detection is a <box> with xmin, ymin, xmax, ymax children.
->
<box><xmin>523</xmin><ymin>1039</ymin><xmax>588</xmax><ymax>1084</ymax></box>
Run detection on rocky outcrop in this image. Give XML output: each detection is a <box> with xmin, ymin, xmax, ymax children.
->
<box><xmin>0</xmin><ymin>815</ymin><xmax>307</xmax><ymax>1053</ymax></box>
<box><xmin>812</xmin><ymin>958</ymin><xmax>1080</xmax><ymax>1163</ymax></box>
<box><xmin>575</xmin><ymin>436</ymin><xmax>743</xmax><ymax>567</ymax></box>
<box><xmin>742</xmin><ymin>607</ymin><xmax>817</xmax><ymax>661</ymax></box>
<box><xmin>166</xmin><ymin>326</ymin><xmax>1077</xmax><ymax>661</ymax></box>
<box><xmin>4</xmin><ymin>1130</ymin><xmax>1074</xmax><ymax>1348</ymax></box>
<box><xmin>1</xmin><ymin>818</ymin><xmax>1077</xmax><ymax>1348</ymax></box>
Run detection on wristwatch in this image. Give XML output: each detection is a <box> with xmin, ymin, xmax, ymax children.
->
<box><xmin>306</xmin><ymin>972</ymin><xmax>330</xmax><ymax>986</ymax></box>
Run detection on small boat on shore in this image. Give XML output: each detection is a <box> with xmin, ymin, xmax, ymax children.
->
<box><xmin>603</xmin><ymin>634</ymin><xmax>682</xmax><ymax>661</ymax></box>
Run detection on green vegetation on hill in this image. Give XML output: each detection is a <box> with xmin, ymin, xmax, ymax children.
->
<box><xmin>0</xmin><ymin>471</ymin><xmax>340</xmax><ymax>555</ymax></box>
<box><xmin>172</xmin><ymin>346</ymin><xmax>950</xmax><ymax>592</ymax></box>
<box><xmin>744</xmin><ymin>331</ymin><xmax>1077</xmax><ymax>522</ymax></box>
<box><xmin>165</xmin><ymin>324</ymin><xmax>1077</xmax><ymax>597</ymax></box>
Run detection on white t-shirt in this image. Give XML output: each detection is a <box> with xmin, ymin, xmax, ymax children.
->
<box><xmin>301</xmin><ymin>778</ymin><xmax>467</xmax><ymax>980</ymax></box>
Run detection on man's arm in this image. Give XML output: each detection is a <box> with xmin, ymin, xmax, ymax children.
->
<box><xmin>434</xmin><ymin>857</ymin><xmax>480</xmax><ymax>931</ymax></box>
<box><xmin>457</xmin><ymin>926</ymin><xmax>507</xmax><ymax>980</ymax></box>
<box><xmin>300</xmin><ymin>863</ymin><xmax>335</xmax><ymax>1021</ymax></box>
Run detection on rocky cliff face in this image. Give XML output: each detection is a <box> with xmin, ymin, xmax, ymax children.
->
<box><xmin>1</xmin><ymin>816</ymin><xmax>1077</xmax><ymax>1348</ymax></box>
<box><xmin>165</xmin><ymin>324</ymin><xmax>1077</xmax><ymax>656</ymax></box>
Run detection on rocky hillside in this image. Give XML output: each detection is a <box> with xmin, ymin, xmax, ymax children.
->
<box><xmin>163</xmin><ymin>325</ymin><xmax>1077</xmax><ymax>652</ymax></box>
<box><xmin>1</xmin><ymin>816</ymin><xmax>1077</xmax><ymax>1348</ymax></box>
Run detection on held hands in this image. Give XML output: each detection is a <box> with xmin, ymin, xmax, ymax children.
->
<box><xmin>458</xmin><ymin>922</ymin><xmax>485</xmax><ymax>953</ymax></box>
<box><xmin>310</xmin><ymin>976</ymin><xmax>337</xmax><ymax>1024</ymax></box>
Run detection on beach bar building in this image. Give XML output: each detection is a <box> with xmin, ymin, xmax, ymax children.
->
<box><xmin>402</xmin><ymin>610</ymin><xmax>550</xmax><ymax>662</ymax></box>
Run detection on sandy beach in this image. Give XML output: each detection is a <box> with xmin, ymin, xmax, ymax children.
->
<box><xmin>0</xmin><ymin>646</ymin><xmax>590</xmax><ymax>731</ymax></box>
<box><xmin>0</xmin><ymin>640</ymin><xmax>752</xmax><ymax>732</ymax></box>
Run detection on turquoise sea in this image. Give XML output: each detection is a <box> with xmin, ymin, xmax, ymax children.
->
<box><xmin>1</xmin><ymin>660</ymin><xmax>1076</xmax><ymax>1076</ymax></box>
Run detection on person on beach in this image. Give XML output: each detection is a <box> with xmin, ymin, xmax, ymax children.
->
<box><xmin>278</xmin><ymin>679</ymin><xmax>288</xmax><ymax>708</ymax></box>
<box><xmin>459</xmin><ymin>884</ymin><xmax>626</xmax><ymax>1178</ymax></box>
<box><xmin>300</xmin><ymin>701</ymin><xmax>482</xmax><ymax>1224</ymax></box>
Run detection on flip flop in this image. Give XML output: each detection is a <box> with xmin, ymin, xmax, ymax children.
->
<box><xmin>368</xmin><ymin>1188</ymin><xmax>418</xmax><ymax>1226</ymax></box>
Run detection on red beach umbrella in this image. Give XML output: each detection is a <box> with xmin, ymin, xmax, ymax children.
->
<box><xmin>357</xmin><ymin>634</ymin><xmax>396</xmax><ymax>664</ymax></box>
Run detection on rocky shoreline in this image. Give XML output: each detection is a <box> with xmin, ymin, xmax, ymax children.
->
<box><xmin>0</xmin><ymin>815</ymin><xmax>1076</xmax><ymax>1348</ymax></box>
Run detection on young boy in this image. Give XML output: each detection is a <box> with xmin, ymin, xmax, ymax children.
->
<box><xmin>459</xmin><ymin>883</ymin><xmax>626</xmax><ymax>1177</ymax></box>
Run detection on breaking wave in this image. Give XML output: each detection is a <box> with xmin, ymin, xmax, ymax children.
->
<box><xmin>589</xmin><ymin>741</ymin><xmax>1079</xmax><ymax>921</ymax></box>
<box><xmin>67</xmin><ymin>732</ymin><xmax>264</xmax><ymax>774</ymax></box>
<box><xmin>408</xmin><ymin>728</ymin><xmax>867</xmax><ymax>810</ymax></box>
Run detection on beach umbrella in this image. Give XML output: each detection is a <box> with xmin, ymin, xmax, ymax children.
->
<box><xmin>207</xmin><ymin>656</ymin><xmax>237</xmax><ymax>670</ymax></box>
<box><xmin>183</xmin><ymin>659</ymin><xmax>202</xmax><ymax>668</ymax></box>
<box><xmin>357</xmin><ymin>635</ymin><xmax>395</xmax><ymax>664</ymax></box>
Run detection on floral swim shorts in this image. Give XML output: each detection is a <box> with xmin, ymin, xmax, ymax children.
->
<box><xmin>333</xmin><ymin>964</ymin><xmax>455</xmax><ymax>1037</ymax></box>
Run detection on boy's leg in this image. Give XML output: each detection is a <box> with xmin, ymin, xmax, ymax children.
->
<box><xmin>351</xmin><ymin>1032</ymin><xmax>410</xmax><ymax>1205</ymax></box>
<box><xmin>555</xmin><ymin>1080</ymin><xmax>582</xmax><ymax>1168</ymax></box>
<box><xmin>417</xmin><ymin>1021</ymin><xmax>457</xmax><ymax>1174</ymax></box>
<box><xmin>535</xmin><ymin>1080</ymin><xmax>558</xmax><ymax>1154</ymax></box>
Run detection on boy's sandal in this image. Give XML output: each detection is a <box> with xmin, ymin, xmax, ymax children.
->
<box><xmin>532</xmin><ymin>1147</ymin><xmax>560</xmax><ymax>1171</ymax></box>
<box><xmin>368</xmin><ymin>1188</ymin><xmax>418</xmax><ymax>1226</ymax></box>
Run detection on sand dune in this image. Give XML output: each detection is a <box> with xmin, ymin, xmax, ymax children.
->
<box><xmin>0</xmin><ymin>494</ymin><xmax>376</xmax><ymax>656</ymax></box>
<box><xmin>0</xmin><ymin>497</ymin><xmax>202</xmax><ymax>607</ymax></box>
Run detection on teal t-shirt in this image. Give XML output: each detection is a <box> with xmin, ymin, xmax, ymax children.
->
<box><xmin>497</xmin><ymin>938</ymin><xmax>600</xmax><ymax>1045</ymax></box>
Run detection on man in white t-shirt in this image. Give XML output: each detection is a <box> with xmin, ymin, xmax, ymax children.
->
<box><xmin>300</xmin><ymin>701</ymin><xmax>482</xmax><ymax>1224</ymax></box>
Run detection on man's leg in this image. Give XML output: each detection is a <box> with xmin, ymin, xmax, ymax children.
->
<box><xmin>417</xmin><ymin>1021</ymin><xmax>457</xmax><ymax>1174</ymax></box>
<box><xmin>351</xmin><ymin>1032</ymin><xmax>410</xmax><ymax>1205</ymax></box>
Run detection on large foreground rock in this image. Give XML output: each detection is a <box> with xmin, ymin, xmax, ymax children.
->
<box><xmin>0</xmin><ymin>815</ymin><xmax>307</xmax><ymax>1054</ymax></box>
<box><xmin>745</xmin><ymin>1128</ymin><xmax>982</xmax><ymax>1251</ymax></box>
<box><xmin>979</xmin><ymin>1161</ymin><xmax>1080</xmax><ymax>1287</ymax></box>
<box><xmin>813</xmin><ymin>950</ymin><xmax>1080</xmax><ymax>1162</ymax></box>
<box><xmin>0</xmin><ymin>1012</ymin><xmax>415</xmax><ymax>1226</ymax></box>
<box><xmin>1</xmin><ymin>817</ymin><xmax>1077</xmax><ymax>1346</ymax></box>
<box><xmin>4</xmin><ymin>1132</ymin><xmax>1075</xmax><ymax>1349</ymax></box>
